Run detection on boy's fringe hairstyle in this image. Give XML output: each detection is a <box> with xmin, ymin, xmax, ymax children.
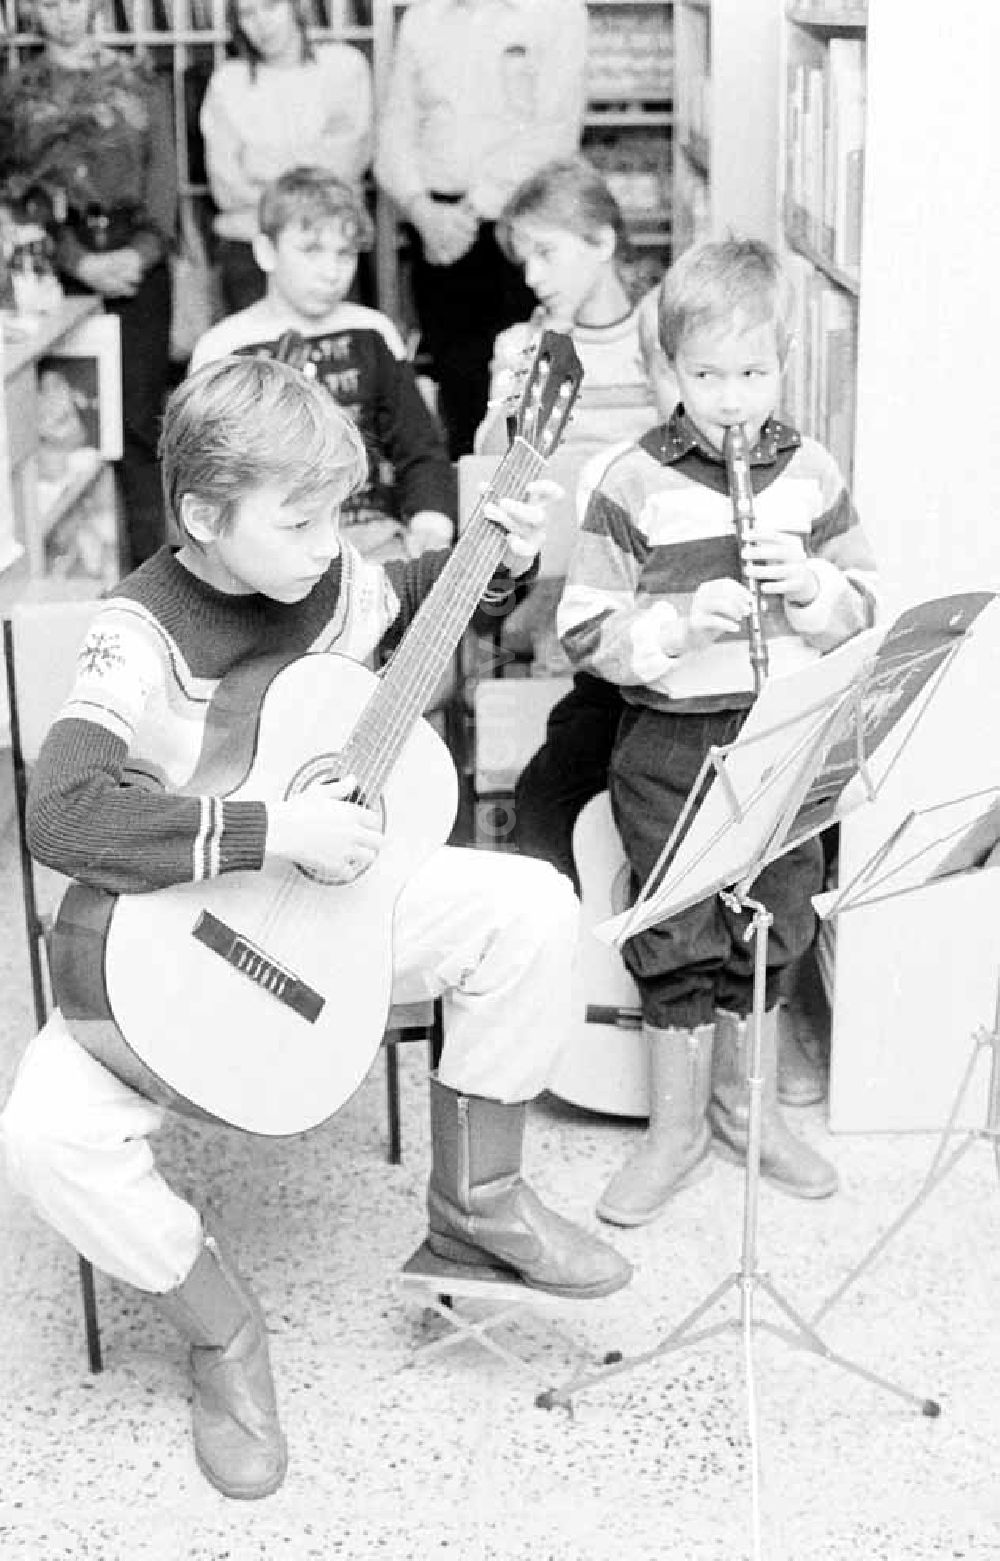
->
<box><xmin>227</xmin><ymin>0</ymin><xmax>315</xmax><ymax>77</ymax></box>
<box><xmin>496</xmin><ymin>154</ymin><xmax>626</xmax><ymax>262</ymax></box>
<box><xmin>658</xmin><ymin>237</ymin><xmax>796</xmax><ymax>362</ymax></box>
<box><xmin>159</xmin><ymin>357</ymin><xmax>367</xmax><ymax>535</ymax></box>
<box><xmin>258</xmin><ymin>166</ymin><xmax>375</xmax><ymax>252</ymax></box>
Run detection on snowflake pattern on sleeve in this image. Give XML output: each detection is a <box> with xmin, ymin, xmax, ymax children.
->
<box><xmin>60</xmin><ymin>611</ymin><xmax>164</xmax><ymax>746</ymax></box>
<box><xmin>77</xmin><ymin>628</ymin><xmax>127</xmax><ymax>679</ymax></box>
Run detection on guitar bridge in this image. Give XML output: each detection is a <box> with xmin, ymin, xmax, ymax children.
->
<box><xmin>192</xmin><ymin>911</ymin><xmax>324</xmax><ymax>1022</ymax></box>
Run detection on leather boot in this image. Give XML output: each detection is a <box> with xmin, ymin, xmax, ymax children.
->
<box><xmin>156</xmin><ymin>1236</ymin><xmax>287</xmax><ymax>1500</ymax></box>
<box><xmin>426</xmin><ymin>1074</ymin><xmax>632</xmax><ymax>1299</ymax></box>
<box><xmin>596</xmin><ymin>1022</ymin><xmax>714</xmax><ymax>1227</ymax></box>
<box><xmin>709</xmin><ymin>1007</ymin><xmax>839</xmax><ymax>1199</ymax></box>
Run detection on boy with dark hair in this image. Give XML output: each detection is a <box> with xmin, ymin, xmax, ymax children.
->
<box><xmin>1</xmin><ymin>357</ymin><xmax>631</xmax><ymax>1503</ymax></box>
<box><xmin>192</xmin><ymin>167</ymin><xmax>455</xmax><ymax>561</ymax></box>
<box><xmin>558</xmin><ymin>237</ymin><xmax>880</xmax><ymax>1226</ymax></box>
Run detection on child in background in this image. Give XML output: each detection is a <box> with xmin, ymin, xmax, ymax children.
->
<box><xmin>558</xmin><ymin>238</ymin><xmax>880</xmax><ymax>1223</ymax></box>
<box><xmin>475</xmin><ymin>159</ymin><xmax>675</xmax><ymax>886</ymax></box>
<box><xmin>201</xmin><ymin>0</ymin><xmax>372</xmax><ymax>313</ymax></box>
<box><xmin>192</xmin><ymin>168</ymin><xmax>456</xmax><ymax>562</ymax></box>
<box><xmin>475</xmin><ymin>156</ymin><xmax>675</xmax><ymax>454</ymax></box>
<box><xmin>1</xmin><ymin>357</ymin><xmax>631</xmax><ymax>1504</ymax></box>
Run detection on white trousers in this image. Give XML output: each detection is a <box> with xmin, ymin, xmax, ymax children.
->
<box><xmin>1</xmin><ymin>847</ymin><xmax>578</xmax><ymax>1294</ymax></box>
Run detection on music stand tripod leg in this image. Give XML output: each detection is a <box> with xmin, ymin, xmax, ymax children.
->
<box><xmin>538</xmin><ymin>899</ymin><xmax>940</xmax><ymax>1419</ymax></box>
<box><xmin>754</xmin><ymin>1277</ymin><xmax>940</xmax><ymax>1415</ymax></box>
<box><xmin>811</xmin><ymin>971</ymin><xmax>1000</xmax><ymax>1332</ymax></box>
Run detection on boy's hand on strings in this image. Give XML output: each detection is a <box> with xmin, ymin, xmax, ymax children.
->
<box><xmin>266</xmin><ymin>775</ymin><xmax>384</xmax><ymax>883</ymax></box>
<box><xmin>742</xmin><ymin>529</ymin><xmax>819</xmax><ymax>607</ymax></box>
<box><xmin>483</xmin><ymin>478</ymin><xmax>563</xmax><ymax>577</ymax></box>
<box><xmin>663</xmin><ymin>577</ymin><xmax>753</xmax><ymax>655</ymax></box>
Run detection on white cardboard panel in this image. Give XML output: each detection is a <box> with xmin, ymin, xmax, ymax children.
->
<box><xmin>829</xmin><ymin>869</ymin><xmax>1000</xmax><ymax>1133</ymax></box>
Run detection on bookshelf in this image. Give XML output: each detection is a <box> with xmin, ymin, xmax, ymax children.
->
<box><xmin>671</xmin><ymin>0</ymin><xmax>779</xmax><ymax>256</ymax></box>
<box><xmin>582</xmin><ymin>0</ymin><xmax>674</xmax><ymax>302</ymax></box>
<box><xmin>779</xmin><ymin>4</ymin><xmax>865</xmax><ymax>485</ymax></box>
<box><xmin>1</xmin><ymin>298</ymin><xmax>121</xmax><ymax>599</ymax></box>
<box><xmin>775</xmin><ymin>2</ymin><xmax>1000</xmax><ymax>1131</ymax></box>
<box><xmin>0</xmin><ymin>298</ymin><xmax>122</xmax><ymax>742</ymax></box>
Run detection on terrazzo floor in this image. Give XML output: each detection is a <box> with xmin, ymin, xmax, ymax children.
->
<box><xmin>2</xmin><ymin>787</ymin><xmax>999</xmax><ymax>1561</ymax></box>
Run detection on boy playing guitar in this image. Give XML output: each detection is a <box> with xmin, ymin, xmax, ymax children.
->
<box><xmin>2</xmin><ymin>354</ymin><xmax>630</xmax><ymax>1502</ymax></box>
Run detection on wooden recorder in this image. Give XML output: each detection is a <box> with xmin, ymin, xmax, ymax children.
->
<box><xmin>723</xmin><ymin>422</ymin><xmax>769</xmax><ymax>695</ymax></box>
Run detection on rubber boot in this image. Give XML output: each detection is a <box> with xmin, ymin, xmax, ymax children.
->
<box><xmin>777</xmin><ymin>1001</ymin><xmax>828</xmax><ymax>1107</ymax></box>
<box><xmin>596</xmin><ymin>1022</ymin><xmax>714</xmax><ymax>1227</ymax></box>
<box><xmin>155</xmin><ymin>1236</ymin><xmax>287</xmax><ymax>1500</ymax></box>
<box><xmin>426</xmin><ymin>1074</ymin><xmax>633</xmax><ymax>1299</ymax></box>
<box><xmin>709</xmin><ymin>1008</ymin><xmax>838</xmax><ymax>1199</ymax></box>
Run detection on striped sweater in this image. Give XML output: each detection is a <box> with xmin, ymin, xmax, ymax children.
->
<box><xmin>557</xmin><ymin>411</ymin><xmax>879</xmax><ymax>713</ymax></box>
<box><xmin>27</xmin><ymin>542</ymin><xmax>519</xmax><ymax>894</ymax></box>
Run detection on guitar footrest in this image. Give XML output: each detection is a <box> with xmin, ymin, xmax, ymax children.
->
<box><xmin>395</xmin><ymin>1241</ymin><xmax>577</xmax><ymax>1385</ymax></box>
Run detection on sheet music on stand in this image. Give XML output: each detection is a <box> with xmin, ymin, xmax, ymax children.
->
<box><xmin>597</xmin><ymin>592</ymin><xmax>997</xmax><ymax>948</ymax></box>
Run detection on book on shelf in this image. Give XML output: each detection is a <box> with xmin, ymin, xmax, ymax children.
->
<box><xmin>782</xmin><ymin>251</ymin><xmax>858</xmax><ymax>485</ymax></box>
<box><xmin>824</xmin><ymin>38</ymin><xmax>866</xmax><ymax>272</ymax></box>
<box><xmin>785</xmin><ymin>24</ymin><xmax>867</xmax><ymax>277</ymax></box>
<box><xmin>587</xmin><ymin>5</ymin><xmax>673</xmax><ymax>100</ymax></box>
<box><xmin>675</xmin><ymin>4</ymin><xmax>710</xmax><ymax>145</ymax></box>
<box><xmin>784</xmin><ymin>24</ymin><xmax>826</xmax><ymax>252</ymax></box>
<box><xmin>789</xmin><ymin>1</ymin><xmax>867</xmax><ymax>14</ymax></box>
<box><xmin>817</xmin><ymin>282</ymin><xmax>857</xmax><ymax>481</ymax></box>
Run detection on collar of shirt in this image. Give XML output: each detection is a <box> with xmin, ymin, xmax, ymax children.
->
<box><xmin>658</xmin><ymin>406</ymin><xmax>801</xmax><ymax>467</ymax></box>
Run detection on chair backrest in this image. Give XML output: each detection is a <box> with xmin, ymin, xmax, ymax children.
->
<box><xmin>458</xmin><ymin>441</ymin><xmax>609</xmax><ymax>579</ymax></box>
<box><xmin>5</xmin><ymin>598</ymin><xmax>102</xmax><ymax>766</ymax></box>
<box><xmin>4</xmin><ymin>598</ymin><xmax>102</xmax><ymax>1028</ymax></box>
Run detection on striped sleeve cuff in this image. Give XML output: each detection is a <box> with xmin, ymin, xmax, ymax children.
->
<box><xmin>211</xmin><ymin>800</ymin><xmax>269</xmax><ymax>880</ymax></box>
<box><xmin>784</xmin><ymin>558</ymin><xmax>851</xmax><ymax>634</ymax></box>
<box><xmin>629</xmin><ymin>602</ymin><xmax>681</xmax><ymax>683</ymax></box>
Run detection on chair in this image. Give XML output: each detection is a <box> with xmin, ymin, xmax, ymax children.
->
<box><xmin>3</xmin><ymin>598</ymin><xmax>442</xmax><ymax>1375</ymax></box>
<box><xmin>383</xmin><ymin>1000</ymin><xmax>443</xmax><ymax>1166</ymax></box>
<box><xmin>4</xmin><ymin>595</ymin><xmax>105</xmax><ymax>1373</ymax></box>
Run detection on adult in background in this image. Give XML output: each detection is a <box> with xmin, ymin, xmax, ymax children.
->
<box><xmin>201</xmin><ymin>0</ymin><xmax>372</xmax><ymax>316</ymax></box>
<box><xmin>0</xmin><ymin>0</ymin><xmax>177</xmax><ymax>570</ymax></box>
<box><xmin>375</xmin><ymin>0</ymin><xmax>589</xmax><ymax>458</ymax></box>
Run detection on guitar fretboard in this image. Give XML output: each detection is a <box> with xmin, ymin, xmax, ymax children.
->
<box><xmin>343</xmin><ymin>438</ymin><xmax>545</xmax><ymax>803</ymax></box>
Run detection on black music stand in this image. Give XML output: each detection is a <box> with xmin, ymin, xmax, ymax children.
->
<box><xmin>536</xmin><ymin>593</ymin><xmax>996</xmax><ymax>1559</ymax></box>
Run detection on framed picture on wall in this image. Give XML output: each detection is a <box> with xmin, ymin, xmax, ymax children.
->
<box><xmin>39</xmin><ymin>312</ymin><xmax>122</xmax><ymax>463</ymax></box>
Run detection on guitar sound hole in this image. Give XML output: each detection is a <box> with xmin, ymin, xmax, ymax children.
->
<box><xmin>284</xmin><ymin>753</ymin><xmax>385</xmax><ymax>885</ymax></box>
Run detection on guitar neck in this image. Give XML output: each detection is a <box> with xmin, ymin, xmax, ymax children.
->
<box><xmin>345</xmin><ymin>438</ymin><xmax>545</xmax><ymax>802</ymax></box>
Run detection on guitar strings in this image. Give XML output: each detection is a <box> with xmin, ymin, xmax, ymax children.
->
<box><xmin>346</xmin><ymin>367</ymin><xmax>579</xmax><ymax>788</ymax></box>
<box><xmin>347</xmin><ymin>442</ymin><xmax>545</xmax><ymax>797</ymax></box>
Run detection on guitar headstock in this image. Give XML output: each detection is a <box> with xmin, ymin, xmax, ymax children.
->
<box><xmin>513</xmin><ymin>330</ymin><xmax>584</xmax><ymax>459</ymax></box>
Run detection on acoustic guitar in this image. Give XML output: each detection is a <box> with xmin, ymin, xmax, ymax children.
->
<box><xmin>546</xmin><ymin>792</ymin><xmax>648</xmax><ymax>1119</ymax></box>
<box><xmin>50</xmin><ymin>332</ymin><xmax>583</xmax><ymax>1136</ymax></box>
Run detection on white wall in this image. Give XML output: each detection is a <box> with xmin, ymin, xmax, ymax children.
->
<box><xmin>830</xmin><ymin>0</ymin><xmax>1000</xmax><ymax>1131</ymax></box>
